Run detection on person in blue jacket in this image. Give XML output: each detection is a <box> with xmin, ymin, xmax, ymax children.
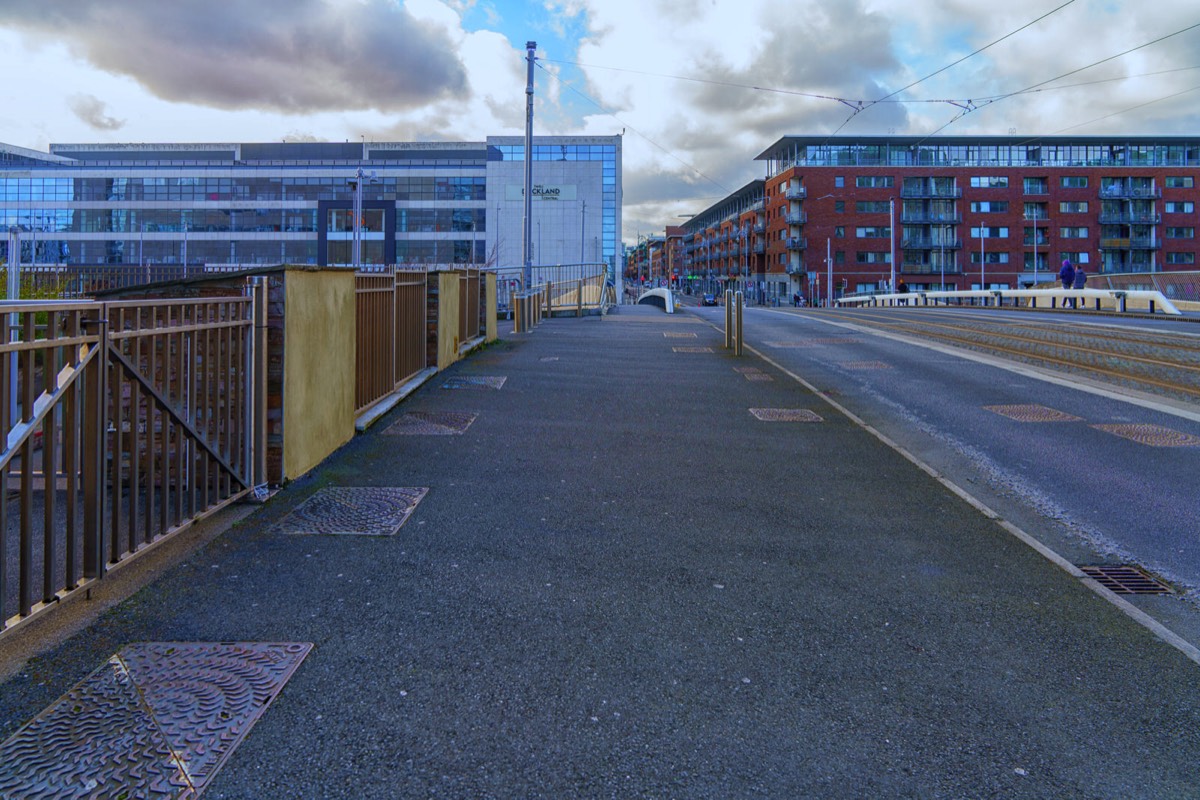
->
<box><xmin>1059</xmin><ymin>259</ymin><xmax>1075</xmax><ymax>290</ymax></box>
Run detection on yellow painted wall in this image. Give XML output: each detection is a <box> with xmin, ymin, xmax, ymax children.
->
<box><xmin>437</xmin><ymin>271</ymin><xmax>461</xmax><ymax>370</ymax></box>
<box><xmin>486</xmin><ymin>272</ymin><xmax>498</xmax><ymax>342</ymax></box>
<box><xmin>283</xmin><ymin>268</ymin><xmax>356</xmax><ymax>479</ymax></box>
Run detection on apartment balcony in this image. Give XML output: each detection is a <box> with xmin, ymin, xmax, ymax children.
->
<box><xmin>786</xmin><ymin>237</ymin><xmax>807</xmax><ymax>251</ymax></box>
<box><xmin>901</xmin><ymin>238</ymin><xmax>962</xmax><ymax>250</ymax></box>
<box><xmin>785</xmin><ymin>187</ymin><xmax>807</xmax><ymax>200</ymax></box>
<box><xmin>1097</xmin><ymin>212</ymin><xmax>1162</xmax><ymax>225</ymax></box>
<box><xmin>785</xmin><ymin>212</ymin><xmax>807</xmax><ymax>225</ymax></box>
<box><xmin>1100</xmin><ymin>237</ymin><xmax>1162</xmax><ymax>250</ymax></box>
<box><xmin>900</xmin><ymin>186</ymin><xmax>962</xmax><ymax>199</ymax></box>
<box><xmin>753</xmin><ymin>243</ymin><xmax>765</xmax><ymax>255</ymax></box>
<box><xmin>900</xmin><ymin>212</ymin><xmax>962</xmax><ymax>225</ymax></box>
<box><xmin>1021</xmin><ymin>238</ymin><xmax>1051</xmax><ymax>247</ymax></box>
<box><xmin>785</xmin><ymin>264</ymin><xmax>806</xmax><ymax>275</ymax></box>
<box><xmin>901</xmin><ymin>265</ymin><xmax>964</xmax><ymax>275</ymax></box>
<box><xmin>1100</xmin><ymin>185</ymin><xmax>1162</xmax><ymax>200</ymax></box>
<box><xmin>754</xmin><ymin>222</ymin><xmax>766</xmax><ymax>234</ymax></box>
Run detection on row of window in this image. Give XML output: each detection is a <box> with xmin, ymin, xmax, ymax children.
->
<box><xmin>838</xmin><ymin>225</ymin><xmax>1198</xmax><ymax>239</ymax></box>
<box><xmin>772</xmin><ymin>143</ymin><xmax>1200</xmax><ymax>171</ymax></box>
<box><xmin>814</xmin><ymin>175</ymin><xmax>1196</xmax><ymax>192</ymax></box>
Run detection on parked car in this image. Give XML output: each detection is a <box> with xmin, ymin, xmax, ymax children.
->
<box><xmin>701</xmin><ymin>293</ymin><xmax>718</xmax><ymax>306</ymax></box>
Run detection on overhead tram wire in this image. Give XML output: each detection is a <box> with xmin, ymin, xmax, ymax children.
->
<box><xmin>532</xmin><ymin>59</ymin><xmax>733</xmax><ymax>196</ymax></box>
<box><xmin>825</xmin><ymin>0</ymin><xmax>1078</xmax><ymax>138</ymax></box>
<box><xmin>1049</xmin><ymin>82</ymin><xmax>1200</xmax><ymax>134</ymax></box>
<box><xmin>913</xmin><ymin>19</ymin><xmax>1200</xmax><ymax>142</ymax></box>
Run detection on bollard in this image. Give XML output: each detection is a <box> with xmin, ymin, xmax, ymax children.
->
<box><xmin>735</xmin><ymin>291</ymin><xmax>744</xmax><ymax>357</ymax></box>
<box><xmin>577</xmin><ymin>279</ymin><xmax>583</xmax><ymax>317</ymax></box>
<box><xmin>725</xmin><ymin>289</ymin><xmax>734</xmax><ymax>349</ymax></box>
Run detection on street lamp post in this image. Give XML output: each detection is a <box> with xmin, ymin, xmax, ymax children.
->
<box><xmin>889</xmin><ymin>197</ymin><xmax>896</xmax><ymax>293</ymax></box>
<box><xmin>826</xmin><ymin>237</ymin><xmax>832</xmax><ymax>308</ymax></box>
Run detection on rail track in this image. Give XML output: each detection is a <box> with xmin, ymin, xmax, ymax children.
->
<box><xmin>819</xmin><ymin>308</ymin><xmax>1200</xmax><ymax>404</ymax></box>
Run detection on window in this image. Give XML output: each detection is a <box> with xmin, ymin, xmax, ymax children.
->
<box><xmin>1166</xmin><ymin>227</ymin><xmax>1195</xmax><ymax>238</ymax></box>
<box><xmin>855</xmin><ymin>226</ymin><xmax>891</xmax><ymax>238</ymax></box>
<box><xmin>1024</xmin><ymin>202</ymin><xmax>1049</xmax><ymax>220</ymax></box>
<box><xmin>1060</xmin><ymin>252</ymin><xmax>1090</xmax><ymax>264</ymax></box>
<box><xmin>835</xmin><ymin>201</ymin><xmax>845</xmax><ymax>213</ymax></box>
<box><xmin>970</xmin><ymin>176</ymin><xmax>1008</xmax><ymax>188</ymax></box>
<box><xmin>1166</xmin><ymin>177</ymin><xmax>1194</xmax><ymax>188</ymax></box>
<box><xmin>1060</xmin><ymin>176</ymin><xmax>1088</xmax><ymax>188</ymax></box>
<box><xmin>835</xmin><ymin>177</ymin><xmax>845</xmax><ymax>188</ymax></box>
<box><xmin>1059</xmin><ymin>201</ymin><xmax>1088</xmax><ymax>213</ymax></box>
<box><xmin>969</xmin><ymin>201</ymin><xmax>1009</xmax><ymax>213</ymax></box>
<box><xmin>834</xmin><ymin>251</ymin><xmax>845</xmax><ymax>264</ymax></box>
<box><xmin>855</xmin><ymin>176</ymin><xmax>894</xmax><ymax>188</ymax></box>
<box><xmin>855</xmin><ymin>252</ymin><xmax>892</xmax><ymax>264</ymax></box>
<box><xmin>1023</xmin><ymin>177</ymin><xmax>1049</xmax><ymax>194</ymax></box>
<box><xmin>1165</xmin><ymin>201</ymin><xmax>1194</xmax><ymax>213</ymax></box>
<box><xmin>1060</xmin><ymin>226</ymin><xmax>1088</xmax><ymax>238</ymax></box>
<box><xmin>1167</xmin><ymin>252</ymin><xmax>1196</xmax><ymax>264</ymax></box>
<box><xmin>855</xmin><ymin>201</ymin><xmax>890</xmax><ymax>213</ymax></box>
<box><xmin>834</xmin><ymin>226</ymin><xmax>845</xmax><ymax>238</ymax></box>
<box><xmin>970</xmin><ymin>251</ymin><xmax>1010</xmax><ymax>264</ymax></box>
<box><xmin>970</xmin><ymin>226</ymin><xmax>1009</xmax><ymax>238</ymax></box>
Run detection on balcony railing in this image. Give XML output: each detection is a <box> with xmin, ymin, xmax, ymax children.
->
<box><xmin>1100</xmin><ymin>186</ymin><xmax>1162</xmax><ymax>199</ymax></box>
<box><xmin>901</xmin><ymin>238</ymin><xmax>962</xmax><ymax>250</ymax></box>
<box><xmin>786</xmin><ymin>237</ymin><xmax>807</xmax><ymax>251</ymax></box>
<box><xmin>785</xmin><ymin>187</ymin><xmax>807</xmax><ymax>200</ymax></box>
<box><xmin>1098</xmin><ymin>213</ymin><xmax>1162</xmax><ymax>225</ymax></box>
<box><xmin>753</xmin><ymin>243</ymin><xmax>765</xmax><ymax>255</ymax></box>
<box><xmin>900</xmin><ymin>213</ymin><xmax>962</xmax><ymax>225</ymax></box>
<box><xmin>1100</xmin><ymin>237</ymin><xmax>1162</xmax><ymax>250</ymax></box>
<box><xmin>785</xmin><ymin>212</ymin><xmax>807</xmax><ymax>225</ymax></box>
<box><xmin>900</xmin><ymin>186</ymin><xmax>962</xmax><ymax>199</ymax></box>
<box><xmin>754</xmin><ymin>222</ymin><xmax>766</xmax><ymax>233</ymax></box>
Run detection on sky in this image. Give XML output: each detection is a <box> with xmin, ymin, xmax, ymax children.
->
<box><xmin>2</xmin><ymin>0</ymin><xmax>1198</xmax><ymax>243</ymax></box>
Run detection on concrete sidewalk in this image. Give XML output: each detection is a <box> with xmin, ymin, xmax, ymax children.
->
<box><xmin>2</xmin><ymin>305</ymin><xmax>1200</xmax><ymax>799</ymax></box>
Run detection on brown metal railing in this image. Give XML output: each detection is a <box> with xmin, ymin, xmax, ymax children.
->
<box><xmin>1</xmin><ymin>289</ymin><xmax>261</xmax><ymax>635</ymax></box>
<box><xmin>355</xmin><ymin>267</ymin><xmax>429</xmax><ymax>414</ymax></box>
<box><xmin>458</xmin><ymin>267</ymin><xmax>482</xmax><ymax>345</ymax></box>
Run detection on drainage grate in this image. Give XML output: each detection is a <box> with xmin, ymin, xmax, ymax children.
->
<box><xmin>663</xmin><ymin>332</ymin><xmax>698</xmax><ymax>338</ymax></box>
<box><xmin>984</xmin><ymin>404</ymin><xmax>1082</xmax><ymax>423</ymax></box>
<box><xmin>1091</xmin><ymin>423</ymin><xmax>1200</xmax><ymax>447</ymax></box>
<box><xmin>1080</xmin><ymin>565</ymin><xmax>1171</xmax><ymax>594</ymax></box>
<box><xmin>274</xmin><ymin>486</ymin><xmax>428</xmax><ymax>536</ymax></box>
<box><xmin>839</xmin><ymin>360</ymin><xmax>892</xmax><ymax>370</ymax></box>
<box><xmin>442</xmin><ymin>375</ymin><xmax>507</xmax><ymax>390</ymax></box>
<box><xmin>384</xmin><ymin>411</ymin><xmax>478</xmax><ymax>436</ymax></box>
<box><xmin>749</xmin><ymin>408</ymin><xmax>824</xmax><ymax>422</ymax></box>
<box><xmin>0</xmin><ymin>642</ymin><xmax>311</xmax><ymax>800</ymax></box>
<box><xmin>673</xmin><ymin>346</ymin><xmax>714</xmax><ymax>353</ymax></box>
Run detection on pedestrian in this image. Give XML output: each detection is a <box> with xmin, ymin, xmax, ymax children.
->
<box><xmin>1059</xmin><ymin>258</ymin><xmax>1075</xmax><ymax>291</ymax></box>
<box><xmin>792</xmin><ymin>292</ymin><xmax>800</xmax><ymax>307</ymax></box>
<box><xmin>1071</xmin><ymin>264</ymin><xmax>1087</xmax><ymax>308</ymax></box>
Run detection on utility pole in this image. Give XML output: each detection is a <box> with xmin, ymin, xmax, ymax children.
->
<box><xmin>522</xmin><ymin>41</ymin><xmax>536</xmax><ymax>289</ymax></box>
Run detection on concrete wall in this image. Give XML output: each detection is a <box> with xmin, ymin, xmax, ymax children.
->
<box><xmin>283</xmin><ymin>268</ymin><xmax>356</xmax><ymax>479</ymax></box>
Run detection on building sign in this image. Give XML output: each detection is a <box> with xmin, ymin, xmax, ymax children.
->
<box><xmin>506</xmin><ymin>184</ymin><xmax>578</xmax><ymax>201</ymax></box>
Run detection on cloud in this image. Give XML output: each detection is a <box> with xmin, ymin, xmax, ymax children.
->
<box><xmin>67</xmin><ymin>94</ymin><xmax>125</xmax><ymax>131</ymax></box>
<box><xmin>0</xmin><ymin>0</ymin><xmax>469</xmax><ymax>114</ymax></box>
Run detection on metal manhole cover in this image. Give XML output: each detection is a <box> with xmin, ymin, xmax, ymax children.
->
<box><xmin>0</xmin><ymin>642</ymin><xmax>311</xmax><ymax>800</ymax></box>
<box><xmin>274</xmin><ymin>487</ymin><xmax>428</xmax><ymax>536</ymax></box>
<box><xmin>442</xmin><ymin>375</ymin><xmax>507</xmax><ymax>390</ymax></box>
<box><xmin>749</xmin><ymin>408</ymin><xmax>824</xmax><ymax>422</ymax></box>
<box><xmin>663</xmin><ymin>332</ymin><xmax>698</xmax><ymax>338</ymax></box>
<box><xmin>839</xmin><ymin>360</ymin><xmax>891</xmax><ymax>370</ymax></box>
<box><xmin>673</xmin><ymin>346</ymin><xmax>713</xmax><ymax>353</ymax></box>
<box><xmin>384</xmin><ymin>411</ymin><xmax>478</xmax><ymax>435</ymax></box>
<box><xmin>984</xmin><ymin>404</ymin><xmax>1082</xmax><ymax>423</ymax></box>
<box><xmin>1079</xmin><ymin>565</ymin><xmax>1171</xmax><ymax>594</ymax></box>
<box><xmin>1091</xmin><ymin>424</ymin><xmax>1200</xmax><ymax>447</ymax></box>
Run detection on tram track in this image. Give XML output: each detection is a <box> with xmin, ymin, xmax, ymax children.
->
<box><xmin>818</xmin><ymin>308</ymin><xmax>1200</xmax><ymax>404</ymax></box>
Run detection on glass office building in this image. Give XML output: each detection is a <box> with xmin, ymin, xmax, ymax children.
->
<box><xmin>0</xmin><ymin>136</ymin><xmax>621</xmax><ymax>280</ymax></box>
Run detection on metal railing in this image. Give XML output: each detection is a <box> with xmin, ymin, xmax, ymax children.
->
<box><xmin>458</xmin><ymin>267</ymin><xmax>482</xmax><ymax>344</ymax></box>
<box><xmin>1</xmin><ymin>288</ymin><xmax>263</xmax><ymax>636</ymax></box>
<box><xmin>354</xmin><ymin>267</ymin><xmax>429</xmax><ymax>414</ymax></box>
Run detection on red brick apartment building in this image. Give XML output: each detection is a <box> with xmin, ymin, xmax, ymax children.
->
<box><xmin>677</xmin><ymin>136</ymin><xmax>1200</xmax><ymax>303</ymax></box>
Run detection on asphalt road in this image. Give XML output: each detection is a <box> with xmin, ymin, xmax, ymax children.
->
<box><xmin>2</xmin><ymin>305</ymin><xmax>1200</xmax><ymax>799</ymax></box>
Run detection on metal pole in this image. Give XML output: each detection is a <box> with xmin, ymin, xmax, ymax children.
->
<box><xmin>7</xmin><ymin>226</ymin><xmax>20</xmax><ymax>423</ymax></box>
<box><xmin>522</xmin><ymin>40</ymin><xmax>536</xmax><ymax>290</ymax></box>
<box><xmin>889</xmin><ymin>197</ymin><xmax>896</xmax><ymax>293</ymax></box>
<box><xmin>580</xmin><ymin>199</ymin><xmax>586</xmax><ymax>264</ymax></box>
<box><xmin>981</xmin><ymin>226</ymin><xmax>986</xmax><ymax>291</ymax></box>
<box><xmin>826</xmin><ymin>237</ymin><xmax>832</xmax><ymax>308</ymax></box>
<box><xmin>182</xmin><ymin>218</ymin><xmax>188</xmax><ymax>269</ymax></box>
